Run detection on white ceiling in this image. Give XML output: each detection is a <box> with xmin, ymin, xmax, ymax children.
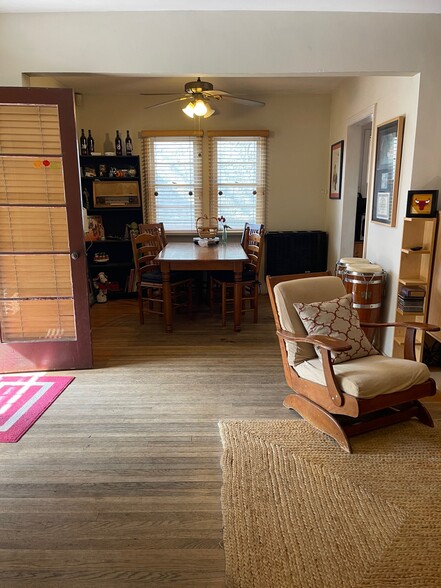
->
<box><xmin>1</xmin><ymin>0</ymin><xmax>441</xmax><ymax>12</ymax></box>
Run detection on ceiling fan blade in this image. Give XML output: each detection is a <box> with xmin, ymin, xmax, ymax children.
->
<box><xmin>140</xmin><ymin>92</ymin><xmax>184</xmax><ymax>96</ymax></box>
<box><xmin>144</xmin><ymin>96</ymin><xmax>190</xmax><ymax>110</ymax></box>
<box><xmin>204</xmin><ymin>90</ymin><xmax>265</xmax><ymax>107</ymax></box>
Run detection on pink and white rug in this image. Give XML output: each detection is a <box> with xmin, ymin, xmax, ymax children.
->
<box><xmin>0</xmin><ymin>374</ymin><xmax>75</xmax><ymax>442</ymax></box>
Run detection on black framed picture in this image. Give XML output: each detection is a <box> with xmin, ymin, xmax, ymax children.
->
<box><xmin>329</xmin><ymin>140</ymin><xmax>344</xmax><ymax>199</ymax></box>
<box><xmin>371</xmin><ymin>116</ymin><xmax>405</xmax><ymax>226</ymax></box>
<box><xmin>406</xmin><ymin>190</ymin><xmax>438</xmax><ymax>218</ymax></box>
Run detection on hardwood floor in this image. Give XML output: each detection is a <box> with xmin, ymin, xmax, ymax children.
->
<box><xmin>0</xmin><ymin>295</ymin><xmax>439</xmax><ymax>586</ymax></box>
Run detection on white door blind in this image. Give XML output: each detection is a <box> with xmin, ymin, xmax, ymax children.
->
<box><xmin>208</xmin><ymin>131</ymin><xmax>268</xmax><ymax>230</ymax></box>
<box><xmin>141</xmin><ymin>131</ymin><xmax>203</xmax><ymax>232</ymax></box>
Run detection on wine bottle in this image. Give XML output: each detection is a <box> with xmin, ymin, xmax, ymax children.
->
<box><xmin>87</xmin><ymin>129</ymin><xmax>94</xmax><ymax>155</ymax></box>
<box><xmin>125</xmin><ymin>130</ymin><xmax>133</xmax><ymax>156</ymax></box>
<box><xmin>80</xmin><ymin>129</ymin><xmax>87</xmax><ymax>156</ymax></box>
<box><xmin>115</xmin><ymin>130</ymin><xmax>122</xmax><ymax>156</ymax></box>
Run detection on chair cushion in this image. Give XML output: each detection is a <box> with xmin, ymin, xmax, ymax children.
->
<box><xmin>293</xmin><ymin>293</ymin><xmax>378</xmax><ymax>364</ymax></box>
<box><xmin>274</xmin><ymin>276</ymin><xmax>347</xmax><ymax>366</ymax></box>
<box><xmin>294</xmin><ymin>354</ymin><xmax>431</xmax><ymax>399</ymax></box>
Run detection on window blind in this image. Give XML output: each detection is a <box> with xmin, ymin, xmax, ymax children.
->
<box><xmin>208</xmin><ymin>131</ymin><xmax>268</xmax><ymax>230</ymax></box>
<box><xmin>140</xmin><ymin>131</ymin><xmax>203</xmax><ymax>232</ymax></box>
<box><xmin>0</xmin><ymin>102</ymin><xmax>75</xmax><ymax>343</ymax></box>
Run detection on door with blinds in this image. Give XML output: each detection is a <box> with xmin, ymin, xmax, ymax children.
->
<box><xmin>0</xmin><ymin>87</ymin><xmax>92</xmax><ymax>373</ymax></box>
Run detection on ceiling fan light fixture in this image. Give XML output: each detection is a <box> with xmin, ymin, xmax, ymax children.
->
<box><xmin>193</xmin><ymin>99</ymin><xmax>208</xmax><ymax>117</ymax></box>
<box><xmin>203</xmin><ymin>103</ymin><xmax>215</xmax><ymax>118</ymax></box>
<box><xmin>182</xmin><ymin>102</ymin><xmax>195</xmax><ymax>118</ymax></box>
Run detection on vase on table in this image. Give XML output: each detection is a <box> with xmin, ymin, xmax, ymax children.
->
<box><xmin>222</xmin><ymin>225</ymin><xmax>228</xmax><ymax>244</ymax></box>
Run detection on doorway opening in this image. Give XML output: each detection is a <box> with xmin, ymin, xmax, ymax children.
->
<box><xmin>340</xmin><ymin>111</ymin><xmax>373</xmax><ymax>260</ymax></box>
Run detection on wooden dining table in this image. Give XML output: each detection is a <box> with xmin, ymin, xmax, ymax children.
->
<box><xmin>155</xmin><ymin>241</ymin><xmax>249</xmax><ymax>332</ymax></box>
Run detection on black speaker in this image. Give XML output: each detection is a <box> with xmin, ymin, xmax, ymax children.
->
<box><xmin>265</xmin><ymin>231</ymin><xmax>328</xmax><ymax>276</ymax></box>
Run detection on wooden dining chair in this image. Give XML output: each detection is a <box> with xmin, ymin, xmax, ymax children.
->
<box><xmin>130</xmin><ymin>230</ymin><xmax>192</xmax><ymax>324</ymax></box>
<box><xmin>138</xmin><ymin>222</ymin><xmax>168</xmax><ymax>248</ymax></box>
<box><xmin>240</xmin><ymin>222</ymin><xmax>265</xmax><ymax>248</ymax></box>
<box><xmin>210</xmin><ymin>225</ymin><xmax>265</xmax><ymax>326</ymax></box>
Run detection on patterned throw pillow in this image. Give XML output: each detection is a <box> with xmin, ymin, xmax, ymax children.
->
<box><xmin>293</xmin><ymin>294</ymin><xmax>378</xmax><ymax>364</ymax></box>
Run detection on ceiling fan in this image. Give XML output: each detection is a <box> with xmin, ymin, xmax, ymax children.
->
<box><xmin>142</xmin><ymin>77</ymin><xmax>265</xmax><ymax>118</ymax></box>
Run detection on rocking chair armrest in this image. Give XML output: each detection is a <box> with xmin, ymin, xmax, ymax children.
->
<box><xmin>276</xmin><ymin>329</ymin><xmax>345</xmax><ymax>408</ymax></box>
<box><xmin>360</xmin><ymin>321</ymin><xmax>440</xmax><ymax>332</ymax></box>
<box><xmin>276</xmin><ymin>329</ymin><xmax>352</xmax><ymax>353</ymax></box>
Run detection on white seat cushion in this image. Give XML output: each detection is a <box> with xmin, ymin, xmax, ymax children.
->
<box><xmin>295</xmin><ymin>354</ymin><xmax>431</xmax><ymax>399</ymax></box>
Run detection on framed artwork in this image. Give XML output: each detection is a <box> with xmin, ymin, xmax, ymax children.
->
<box><xmin>84</xmin><ymin>215</ymin><xmax>105</xmax><ymax>241</ymax></box>
<box><xmin>406</xmin><ymin>189</ymin><xmax>438</xmax><ymax>218</ymax></box>
<box><xmin>329</xmin><ymin>140</ymin><xmax>344</xmax><ymax>199</ymax></box>
<box><xmin>371</xmin><ymin>116</ymin><xmax>405</xmax><ymax>226</ymax></box>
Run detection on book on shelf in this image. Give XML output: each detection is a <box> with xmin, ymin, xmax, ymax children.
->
<box><xmin>399</xmin><ymin>285</ymin><xmax>426</xmax><ymax>298</ymax></box>
<box><xmin>398</xmin><ymin>299</ymin><xmax>424</xmax><ymax>312</ymax></box>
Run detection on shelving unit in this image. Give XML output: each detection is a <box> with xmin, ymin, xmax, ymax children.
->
<box><xmin>393</xmin><ymin>216</ymin><xmax>437</xmax><ymax>360</ymax></box>
<box><xmin>426</xmin><ymin>212</ymin><xmax>441</xmax><ymax>355</ymax></box>
<box><xmin>80</xmin><ymin>155</ymin><xmax>143</xmax><ymax>301</ymax></box>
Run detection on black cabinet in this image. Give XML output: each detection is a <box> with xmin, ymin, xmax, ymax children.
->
<box><xmin>265</xmin><ymin>231</ymin><xmax>328</xmax><ymax>276</ymax></box>
<box><xmin>80</xmin><ymin>155</ymin><xmax>143</xmax><ymax>300</ymax></box>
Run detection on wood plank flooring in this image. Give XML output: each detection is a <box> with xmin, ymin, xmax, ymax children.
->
<box><xmin>0</xmin><ymin>295</ymin><xmax>439</xmax><ymax>586</ymax></box>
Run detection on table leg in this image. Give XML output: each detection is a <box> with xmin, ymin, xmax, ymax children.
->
<box><xmin>233</xmin><ymin>267</ymin><xmax>242</xmax><ymax>332</ymax></box>
<box><xmin>161</xmin><ymin>263</ymin><xmax>173</xmax><ymax>333</ymax></box>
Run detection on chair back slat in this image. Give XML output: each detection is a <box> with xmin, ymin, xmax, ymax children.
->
<box><xmin>241</xmin><ymin>222</ymin><xmax>265</xmax><ymax>248</ymax></box>
<box><xmin>138</xmin><ymin>222</ymin><xmax>168</xmax><ymax>248</ymax></box>
<box><xmin>131</xmin><ymin>230</ymin><xmax>163</xmax><ymax>278</ymax></box>
<box><xmin>243</xmin><ymin>226</ymin><xmax>265</xmax><ymax>276</ymax></box>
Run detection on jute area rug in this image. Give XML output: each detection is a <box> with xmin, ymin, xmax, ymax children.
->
<box><xmin>219</xmin><ymin>419</ymin><xmax>441</xmax><ymax>588</ymax></box>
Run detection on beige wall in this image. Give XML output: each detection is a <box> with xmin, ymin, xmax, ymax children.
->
<box><xmin>73</xmin><ymin>92</ymin><xmax>330</xmax><ymax>232</ymax></box>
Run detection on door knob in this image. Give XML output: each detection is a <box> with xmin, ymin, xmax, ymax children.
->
<box><xmin>71</xmin><ymin>251</ymin><xmax>80</xmax><ymax>260</ymax></box>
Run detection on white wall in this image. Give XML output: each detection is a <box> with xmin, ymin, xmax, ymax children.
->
<box><xmin>328</xmin><ymin>75</ymin><xmax>421</xmax><ymax>353</ymax></box>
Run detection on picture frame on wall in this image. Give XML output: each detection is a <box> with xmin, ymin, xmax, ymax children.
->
<box><xmin>406</xmin><ymin>189</ymin><xmax>439</xmax><ymax>218</ymax></box>
<box><xmin>329</xmin><ymin>140</ymin><xmax>344</xmax><ymax>199</ymax></box>
<box><xmin>371</xmin><ymin>115</ymin><xmax>405</xmax><ymax>227</ymax></box>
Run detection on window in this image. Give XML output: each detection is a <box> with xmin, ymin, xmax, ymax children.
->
<box><xmin>140</xmin><ymin>129</ymin><xmax>268</xmax><ymax>232</ymax></box>
<box><xmin>141</xmin><ymin>131</ymin><xmax>203</xmax><ymax>231</ymax></box>
<box><xmin>208</xmin><ymin>131</ymin><xmax>268</xmax><ymax>230</ymax></box>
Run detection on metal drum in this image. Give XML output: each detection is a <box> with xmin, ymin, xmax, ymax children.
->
<box><xmin>335</xmin><ymin>256</ymin><xmax>370</xmax><ymax>281</ymax></box>
<box><xmin>344</xmin><ymin>263</ymin><xmax>386</xmax><ymax>342</ymax></box>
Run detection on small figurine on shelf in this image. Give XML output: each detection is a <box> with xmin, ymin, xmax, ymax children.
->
<box><xmin>124</xmin><ymin>221</ymin><xmax>139</xmax><ymax>240</ymax></box>
<box><xmin>93</xmin><ymin>271</ymin><xmax>109</xmax><ymax>303</ymax></box>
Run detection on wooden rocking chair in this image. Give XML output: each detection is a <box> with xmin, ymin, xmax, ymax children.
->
<box><xmin>267</xmin><ymin>273</ymin><xmax>439</xmax><ymax>452</ymax></box>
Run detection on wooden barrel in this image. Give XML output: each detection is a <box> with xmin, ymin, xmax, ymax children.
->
<box><xmin>344</xmin><ymin>263</ymin><xmax>386</xmax><ymax>342</ymax></box>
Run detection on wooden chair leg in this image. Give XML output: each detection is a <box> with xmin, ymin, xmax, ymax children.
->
<box><xmin>253</xmin><ymin>285</ymin><xmax>259</xmax><ymax>323</ymax></box>
<box><xmin>414</xmin><ymin>399</ymin><xmax>435</xmax><ymax>427</ymax></box>
<box><xmin>283</xmin><ymin>392</ymin><xmax>352</xmax><ymax>453</ymax></box>
<box><xmin>187</xmin><ymin>281</ymin><xmax>193</xmax><ymax>317</ymax></box>
<box><xmin>209</xmin><ymin>278</ymin><xmax>215</xmax><ymax>317</ymax></box>
<box><xmin>137</xmin><ymin>286</ymin><xmax>144</xmax><ymax>325</ymax></box>
<box><xmin>221</xmin><ymin>283</ymin><xmax>227</xmax><ymax>327</ymax></box>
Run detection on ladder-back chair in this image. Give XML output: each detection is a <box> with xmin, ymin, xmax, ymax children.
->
<box><xmin>210</xmin><ymin>225</ymin><xmax>265</xmax><ymax>326</ymax></box>
<box><xmin>130</xmin><ymin>230</ymin><xmax>192</xmax><ymax>324</ymax></box>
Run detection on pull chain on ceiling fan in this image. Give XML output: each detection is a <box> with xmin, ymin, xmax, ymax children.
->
<box><xmin>142</xmin><ymin>77</ymin><xmax>265</xmax><ymax>118</ymax></box>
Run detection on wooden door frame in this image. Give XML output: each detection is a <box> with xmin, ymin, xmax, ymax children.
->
<box><xmin>0</xmin><ymin>87</ymin><xmax>92</xmax><ymax>372</ymax></box>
